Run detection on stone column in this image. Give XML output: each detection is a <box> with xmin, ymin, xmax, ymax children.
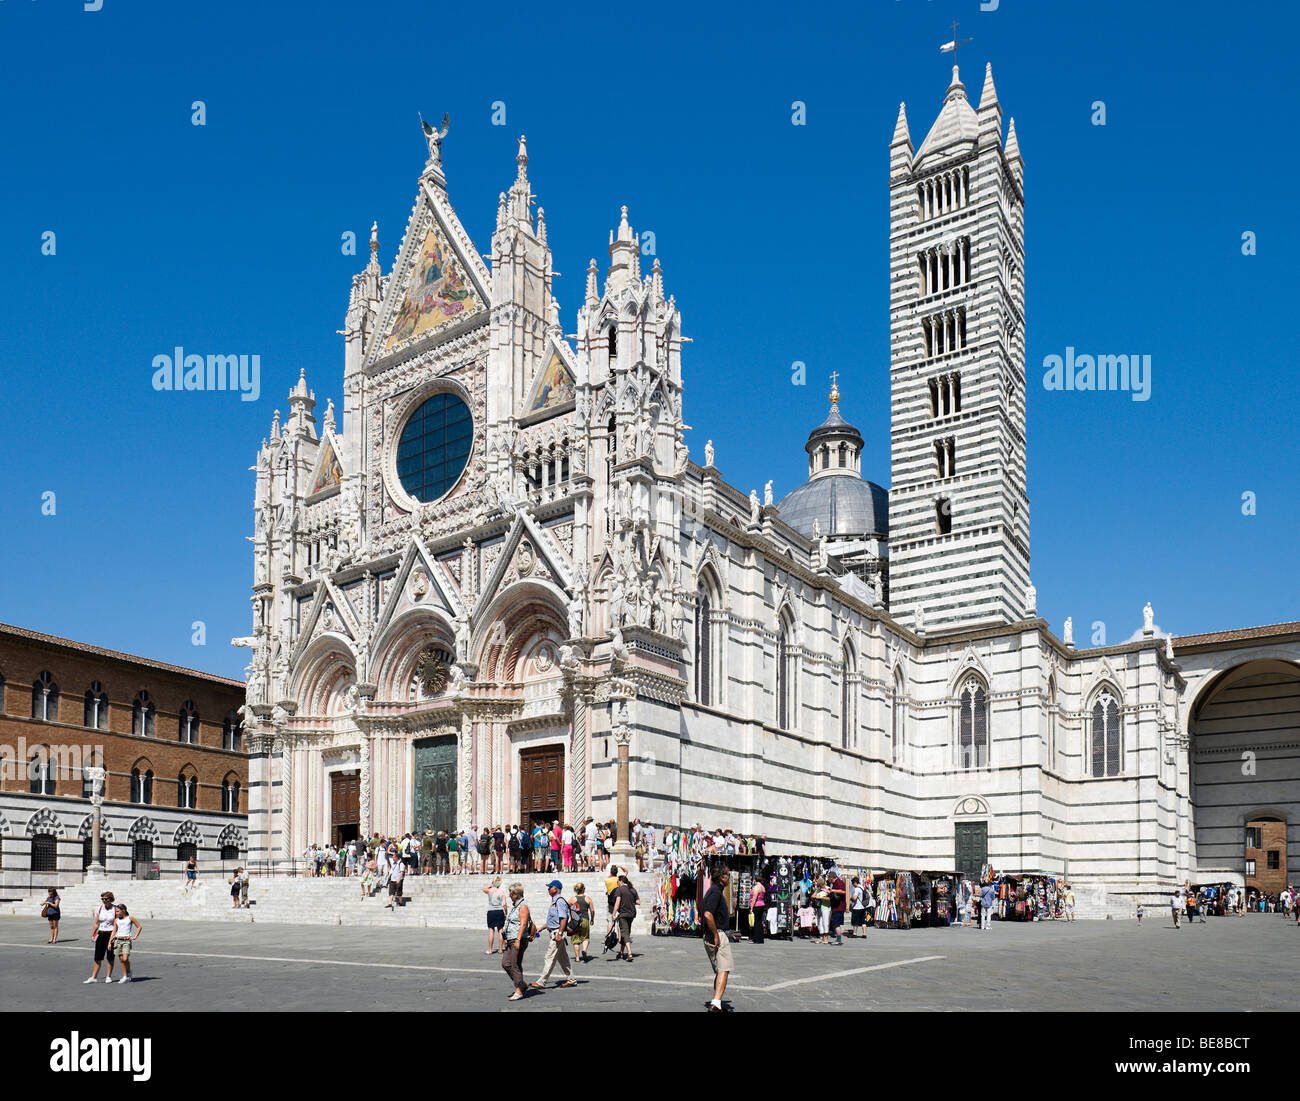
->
<box><xmin>84</xmin><ymin>766</ymin><xmax>107</xmax><ymax>880</ymax></box>
<box><xmin>570</xmin><ymin>691</ymin><xmax>589</xmax><ymax>818</ymax></box>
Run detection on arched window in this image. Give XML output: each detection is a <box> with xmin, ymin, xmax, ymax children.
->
<box><xmin>892</xmin><ymin>667</ymin><xmax>905</xmax><ymax>764</ymax></box>
<box><xmin>775</xmin><ymin>613</ymin><xmax>795</xmax><ymax>731</ymax></box>
<box><xmin>84</xmin><ymin>682</ymin><xmax>109</xmax><ymax>730</ymax></box>
<box><xmin>957</xmin><ymin>678</ymin><xmax>989</xmax><ymax>769</ymax></box>
<box><xmin>221</xmin><ymin>844</ymin><xmax>240</xmax><ymax>862</ymax></box>
<box><xmin>178</xmin><ymin>771</ymin><xmax>198</xmax><ymax>809</ymax></box>
<box><xmin>178</xmin><ymin>700</ymin><xmax>199</xmax><ymax>744</ymax></box>
<box><xmin>1046</xmin><ymin>677</ymin><xmax>1058</xmax><ymax>771</ymax></box>
<box><xmin>695</xmin><ymin>575</ymin><xmax>718</xmax><ymax>708</ymax></box>
<box><xmin>222</xmin><ymin>709</ymin><xmax>242</xmax><ymax>751</ymax></box>
<box><xmin>177</xmin><ymin>842</ymin><xmax>197</xmax><ymax>864</ymax></box>
<box><xmin>28</xmin><ymin>749</ymin><xmax>55</xmax><ymax>795</ymax></box>
<box><xmin>31</xmin><ymin>671</ymin><xmax>59</xmax><ymax>722</ymax></box>
<box><xmin>131</xmin><ymin>767</ymin><xmax>154</xmax><ymax>805</ymax></box>
<box><xmin>222</xmin><ymin>775</ymin><xmax>241</xmax><ymax>813</ymax></box>
<box><xmin>1090</xmin><ymin>690</ymin><xmax>1123</xmax><ymax>777</ymax></box>
<box><xmin>133</xmin><ymin>692</ymin><xmax>156</xmax><ymax>737</ymax></box>
<box><xmin>840</xmin><ymin>643</ymin><xmax>856</xmax><ymax>749</ymax></box>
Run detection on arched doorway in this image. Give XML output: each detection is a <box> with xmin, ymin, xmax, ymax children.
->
<box><xmin>1190</xmin><ymin>660</ymin><xmax>1300</xmax><ymax>887</ymax></box>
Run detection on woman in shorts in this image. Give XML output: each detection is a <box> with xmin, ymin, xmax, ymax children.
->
<box><xmin>42</xmin><ymin>887</ymin><xmax>61</xmax><ymax>943</ymax></box>
<box><xmin>108</xmin><ymin>904</ymin><xmax>142</xmax><ymax>983</ymax></box>
<box><xmin>85</xmin><ymin>891</ymin><xmax>118</xmax><ymax>983</ymax></box>
<box><xmin>484</xmin><ymin>876</ymin><xmax>506</xmax><ymax>954</ymax></box>
<box><xmin>184</xmin><ymin>855</ymin><xmax>198</xmax><ymax>891</ymax></box>
<box><xmin>570</xmin><ymin>883</ymin><xmax>594</xmax><ymax>962</ymax></box>
<box><xmin>229</xmin><ymin>868</ymin><xmax>243</xmax><ymax>909</ymax></box>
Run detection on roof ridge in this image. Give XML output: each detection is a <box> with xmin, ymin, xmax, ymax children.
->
<box><xmin>0</xmin><ymin>621</ymin><xmax>245</xmax><ymax>687</ymax></box>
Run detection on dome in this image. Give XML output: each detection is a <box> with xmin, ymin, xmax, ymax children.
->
<box><xmin>777</xmin><ymin>474</ymin><xmax>889</xmax><ymax>539</ymax></box>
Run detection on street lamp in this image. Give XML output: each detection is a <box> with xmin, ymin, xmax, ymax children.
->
<box><xmin>84</xmin><ymin>765</ymin><xmax>107</xmax><ymax>881</ymax></box>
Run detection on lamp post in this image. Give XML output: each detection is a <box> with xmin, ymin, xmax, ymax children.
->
<box><xmin>84</xmin><ymin>765</ymin><xmax>107</xmax><ymax>881</ymax></box>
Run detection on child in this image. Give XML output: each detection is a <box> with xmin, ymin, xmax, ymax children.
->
<box><xmin>1136</xmin><ymin>903</ymin><xmax>1144</xmax><ymax>925</ymax></box>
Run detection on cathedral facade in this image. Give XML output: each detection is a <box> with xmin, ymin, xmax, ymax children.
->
<box><xmin>238</xmin><ymin>64</ymin><xmax>1300</xmax><ymax>909</ymax></box>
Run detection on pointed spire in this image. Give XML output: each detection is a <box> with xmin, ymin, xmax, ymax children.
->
<box><xmin>891</xmin><ymin>102</ymin><xmax>911</xmax><ymax>147</ymax></box>
<box><xmin>508</xmin><ymin>135</ymin><xmax>533</xmax><ymax>227</ymax></box>
<box><xmin>978</xmin><ymin>62</ymin><xmax>999</xmax><ymax>110</ymax></box>
<box><xmin>496</xmin><ymin>191</ymin><xmax>508</xmax><ymax>230</ymax></box>
<box><xmin>607</xmin><ymin>206</ymin><xmax>638</xmax><ymax>295</ymax></box>
<box><xmin>368</xmin><ymin>221</ymin><xmax>379</xmax><ymax>267</ymax></box>
<box><xmin>651</xmin><ymin>257</ymin><xmax>664</xmax><ymax>302</ymax></box>
<box><xmin>585</xmin><ymin>258</ymin><xmax>599</xmax><ymax>306</ymax></box>
<box><xmin>271</xmin><ymin>409</ymin><xmax>281</xmax><ymax>438</ymax></box>
<box><xmin>515</xmin><ymin>135</ymin><xmax>529</xmax><ymax>181</ymax></box>
<box><xmin>536</xmin><ymin>206</ymin><xmax>547</xmax><ymax>244</ymax></box>
<box><xmin>1005</xmin><ymin>116</ymin><xmax>1021</xmax><ymax>162</ymax></box>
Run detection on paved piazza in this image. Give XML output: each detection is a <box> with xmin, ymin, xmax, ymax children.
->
<box><xmin>1</xmin><ymin>914</ymin><xmax>1294</xmax><ymax>1012</ymax></box>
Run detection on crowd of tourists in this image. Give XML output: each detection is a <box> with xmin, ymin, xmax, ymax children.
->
<box><xmin>489</xmin><ymin>866</ymin><xmax>642</xmax><ymax>1000</ymax></box>
<box><xmin>301</xmin><ymin>818</ymin><xmax>664</xmax><ymax>885</ymax></box>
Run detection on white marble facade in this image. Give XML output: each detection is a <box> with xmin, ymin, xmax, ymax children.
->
<box><xmin>238</xmin><ymin>67</ymin><xmax>1299</xmax><ymax>905</ymax></box>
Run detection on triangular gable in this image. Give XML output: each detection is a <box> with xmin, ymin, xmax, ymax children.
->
<box><xmin>291</xmin><ymin>580</ymin><xmax>358</xmax><ymax>667</ymax></box>
<box><xmin>308</xmin><ymin>432</ymin><xmax>344</xmax><ymax>498</ymax></box>
<box><xmin>371</xmin><ymin>540</ymin><xmax>460</xmax><ymax>645</ymax></box>
<box><xmin>524</xmin><ymin>339</ymin><xmax>578</xmax><ymax>415</ymax></box>
<box><xmin>946</xmin><ymin>644</ymin><xmax>993</xmax><ymax>696</ymax></box>
<box><xmin>367</xmin><ymin>178</ymin><xmax>492</xmax><ymax>367</ymax></box>
<box><xmin>474</xmin><ymin>511</ymin><xmax>574</xmax><ymax>620</ymax></box>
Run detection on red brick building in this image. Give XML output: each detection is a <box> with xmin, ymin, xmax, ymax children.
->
<box><xmin>0</xmin><ymin>622</ymin><xmax>247</xmax><ymax>882</ymax></box>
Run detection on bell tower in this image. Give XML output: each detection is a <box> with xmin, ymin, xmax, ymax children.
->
<box><xmin>887</xmin><ymin>62</ymin><xmax>1028</xmax><ymax>631</ymax></box>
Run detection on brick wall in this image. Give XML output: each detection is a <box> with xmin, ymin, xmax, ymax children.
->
<box><xmin>0</xmin><ymin>629</ymin><xmax>247</xmax><ymax>814</ymax></box>
<box><xmin>1246</xmin><ymin>818</ymin><xmax>1287</xmax><ymax>894</ymax></box>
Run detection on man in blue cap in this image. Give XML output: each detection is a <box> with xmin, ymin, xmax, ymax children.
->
<box><xmin>530</xmin><ymin>879</ymin><xmax>578</xmax><ymax>989</ymax></box>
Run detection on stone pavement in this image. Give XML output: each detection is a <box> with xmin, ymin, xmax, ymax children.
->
<box><xmin>1</xmin><ymin>912</ymin><xmax>1295</xmax><ymax>1012</ymax></box>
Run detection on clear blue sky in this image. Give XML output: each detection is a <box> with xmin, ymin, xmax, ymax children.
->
<box><xmin>1</xmin><ymin>0</ymin><xmax>1295</xmax><ymax>679</ymax></box>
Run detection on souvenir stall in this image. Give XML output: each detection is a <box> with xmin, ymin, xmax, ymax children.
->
<box><xmin>651</xmin><ymin>843</ymin><xmax>843</xmax><ymax>938</ymax></box>
<box><xmin>917</xmin><ymin>871</ymin><xmax>965</xmax><ymax>927</ymax></box>
<box><xmin>871</xmin><ymin>871</ymin><xmax>919</xmax><ymax>928</ymax></box>
<box><xmin>995</xmin><ymin>873</ymin><xmax>1066</xmax><ymax>921</ymax></box>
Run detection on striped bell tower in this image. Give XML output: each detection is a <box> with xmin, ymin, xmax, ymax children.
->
<box><xmin>886</xmin><ymin>62</ymin><xmax>1028</xmax><ymax>631</ymax></box>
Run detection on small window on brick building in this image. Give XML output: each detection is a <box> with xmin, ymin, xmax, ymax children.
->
<box><xmin>1267</xmin><ymin>850</ymin><xmax>1280</xmax><ymax>870</ymax></box>
<box><xmin>1246</xmin><ymin>827</ymin><xmax>1262</xmax><ymax>849</ymax></box>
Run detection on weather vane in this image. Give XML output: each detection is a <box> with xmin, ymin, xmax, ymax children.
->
<box><xmin>940</xmin><ymin>20</ymin><xmax>974</xmax><ymax>68</ymax></box>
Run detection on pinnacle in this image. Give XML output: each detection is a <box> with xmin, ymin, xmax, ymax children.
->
<box><xmin>979</xmin><ymin>62</ymin><xmax>999</xmax><ymax>110</ymax></box>
<box><xmin>891</xmin><ymin>101</ymin><xmax>911</xmax><ymax>146</ymax></box>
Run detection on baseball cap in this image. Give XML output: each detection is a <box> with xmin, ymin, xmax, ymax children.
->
<box><xmin>547</xmin><ymin>879</ymin><xmax>563</xmax><ymax>890</ymax></box>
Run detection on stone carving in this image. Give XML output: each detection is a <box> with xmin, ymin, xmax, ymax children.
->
<box><xmin>764</xmin><ymin>480</ymin><xmax>774</xmax><ymax>508</ymax></box>
<box><xmin>420</xmin><ymin>111</ymin><xmax>450</xmax><ymax>171</ymax></box>
<box><xmin>704</xmin><ymin>440</ymin><xmax>714</xmax><ymax>467</ymax></box>
<box><xmin>1025</xmin><ymin>582</ymin><xmax>1037</xmax><ymax>616</ymax></box>
<box><xmin>1143</xmin><ymin>601</ymin><xmax>1154</xmax><ymax>634</ymax></box>
<box><xmin>1063</xmin><ymin>617</ymin><xmax>1074</xmax><ymax>646</ymax></box>
<box><xmin>749</xmin><ymin>490</ymin><xmax>760</xmax><ymax>524</ymax></box>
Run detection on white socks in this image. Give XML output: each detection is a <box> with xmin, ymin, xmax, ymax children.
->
<box><xmin>709</xmin><ymin>998</ymin><xmax>721</xmax><ymax>1008</ymax></box>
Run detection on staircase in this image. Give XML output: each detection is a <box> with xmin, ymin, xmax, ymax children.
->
<box><xmin>0</xmin><ymin>872</ymin><xmax>654</xmax><ymax>936</ymax></box>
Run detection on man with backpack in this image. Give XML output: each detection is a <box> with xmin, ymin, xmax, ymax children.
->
<box><xmin>530</xmin><ymin>880</ymin><xmax>578</xmax><ymax>989</ymax></box>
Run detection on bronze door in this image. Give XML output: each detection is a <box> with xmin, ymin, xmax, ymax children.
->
<box><xmin>519</xmin><ymin>745</ymin><xmax>565</xmax><ymax>827</ymax></box>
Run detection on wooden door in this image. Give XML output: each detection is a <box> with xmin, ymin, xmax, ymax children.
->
<box><xmin>519</xmin><ymin>745</ymin><xmax>565</xmax><ymax>827</ymax></box>
<box><xmin>331</xmin><ymin>772</ymin><xmax>360</xmax><ymax>846</ymax></box>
